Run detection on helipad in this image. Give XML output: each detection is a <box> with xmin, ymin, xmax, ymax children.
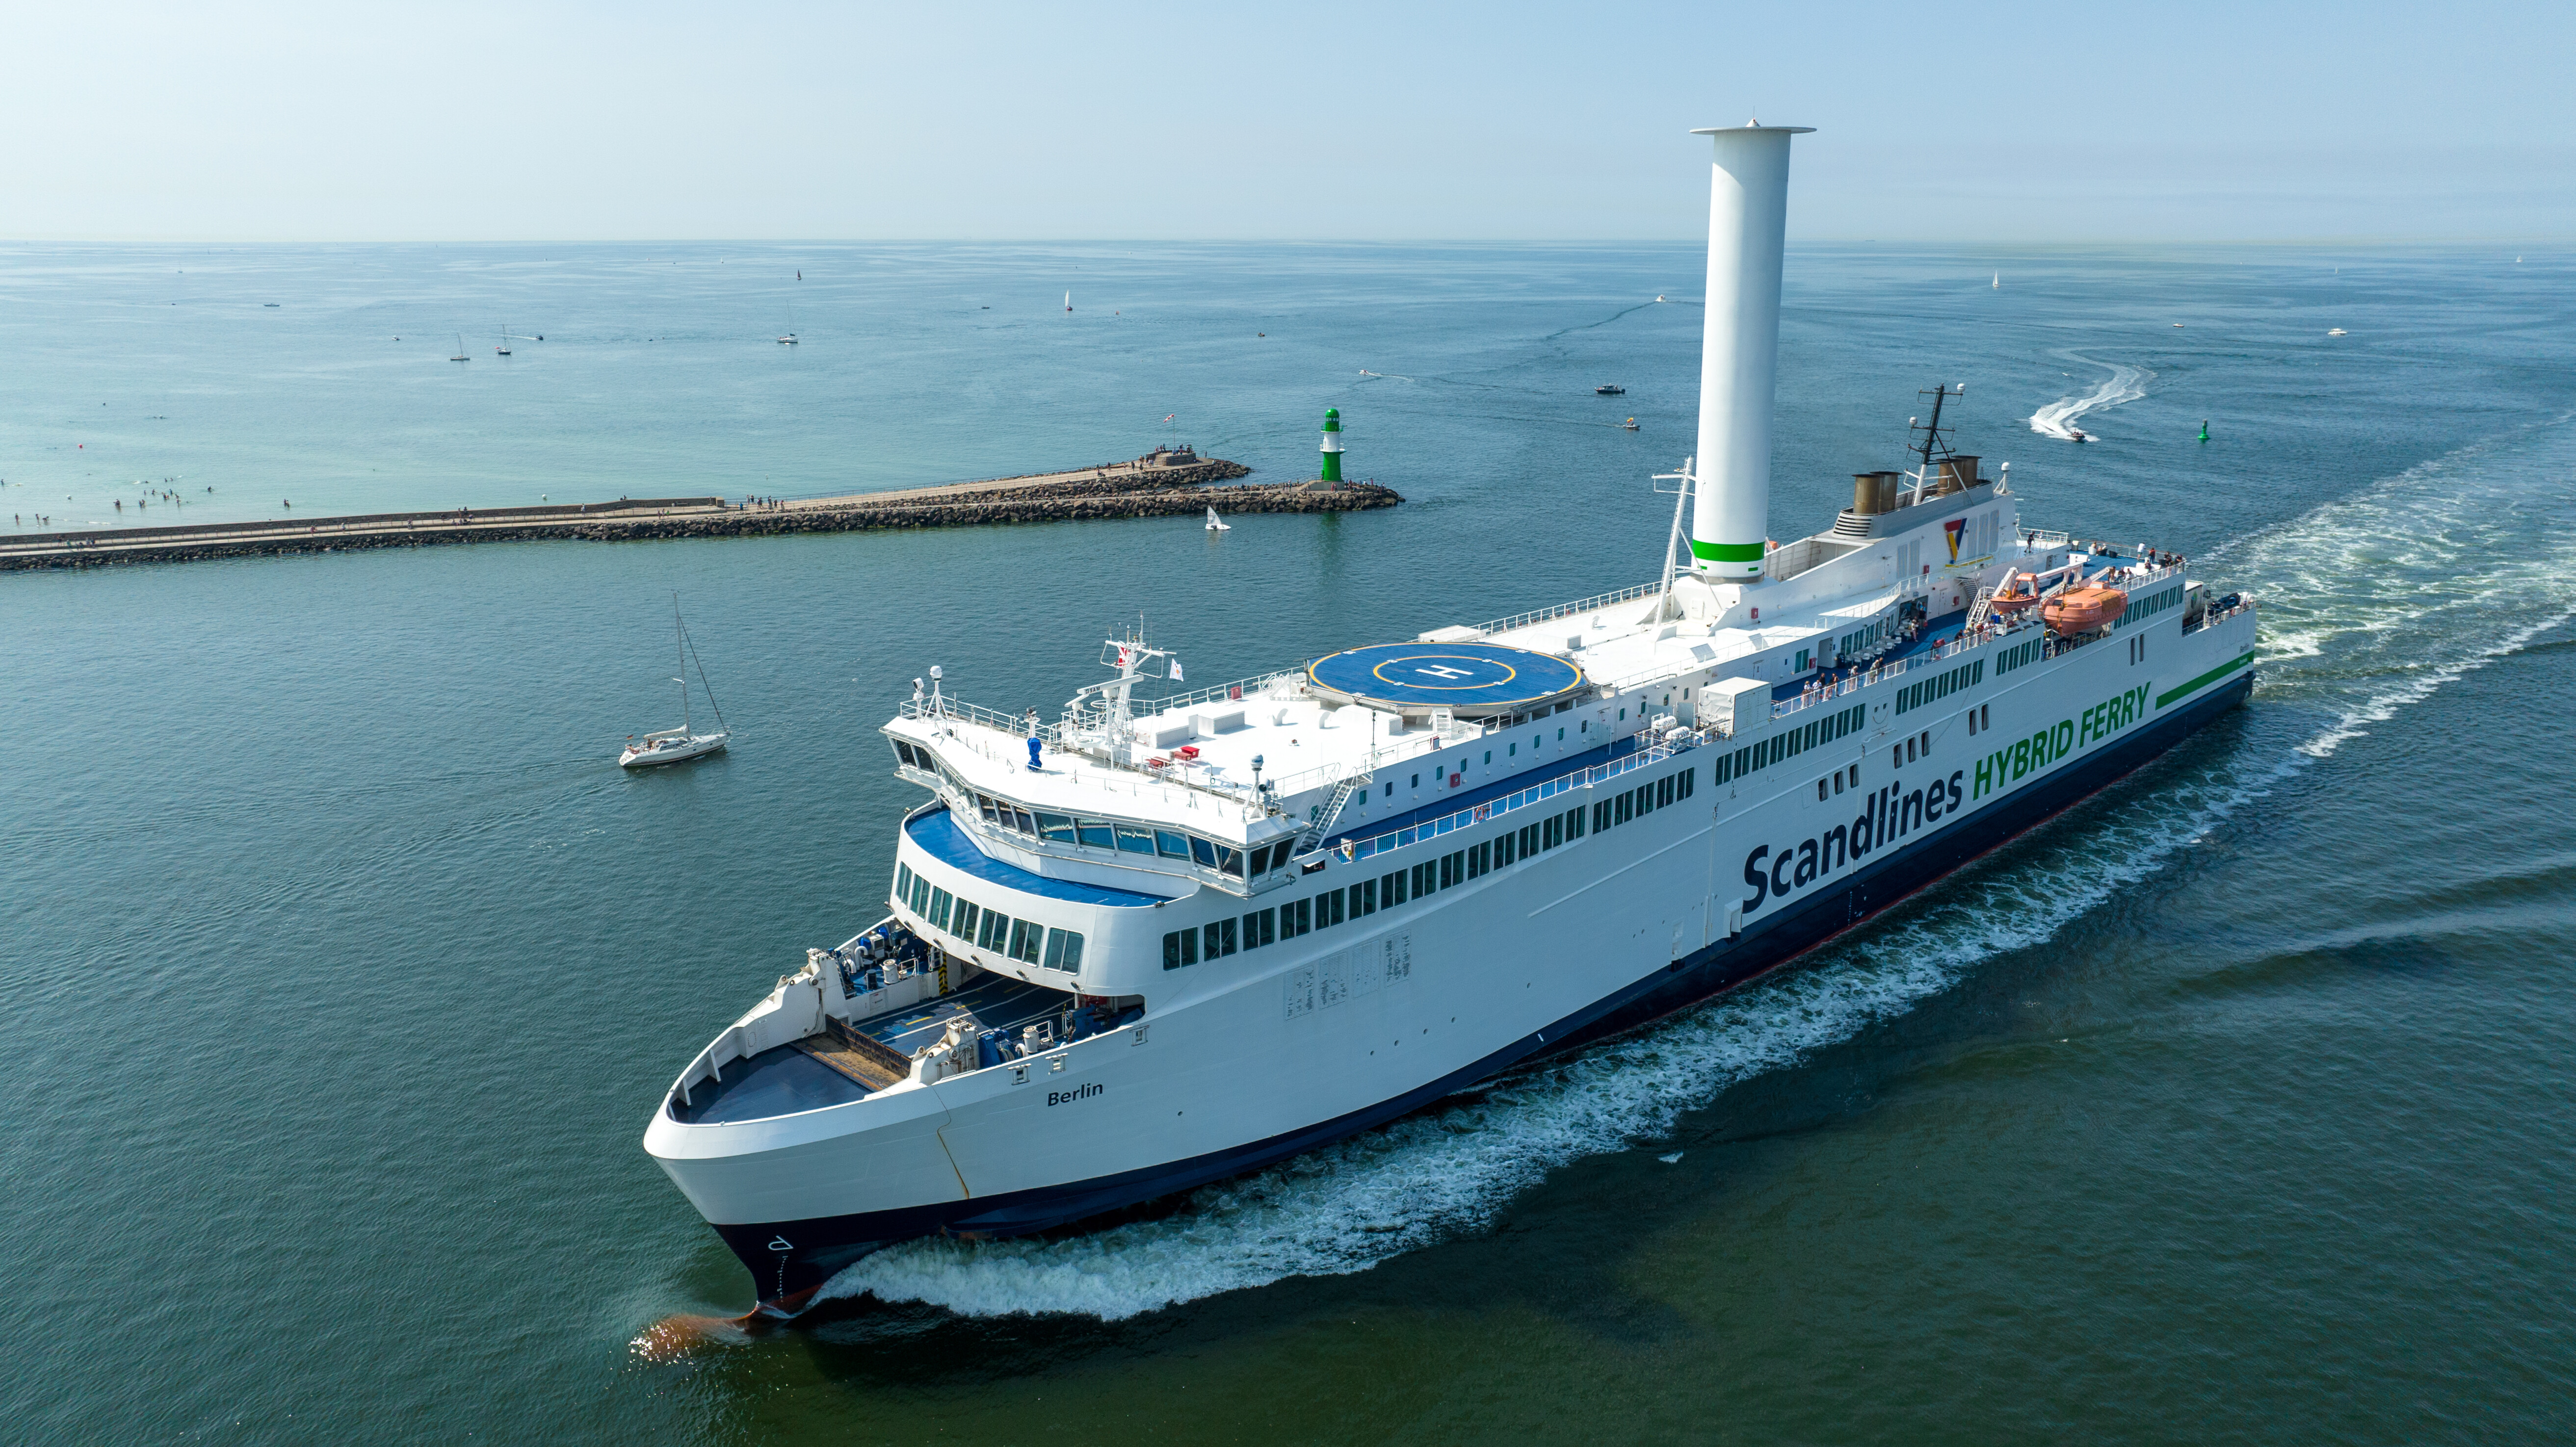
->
<box><xmin>1305</xmin><ymin>641</ymin><xmax>1585</xmax><ymax>716</ymax></box>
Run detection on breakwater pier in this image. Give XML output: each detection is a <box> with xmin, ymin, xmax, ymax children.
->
<box><xmin>0</xmin><ymin>449</ymin><xmax>1401</xmax><ymax>571</ymax></box>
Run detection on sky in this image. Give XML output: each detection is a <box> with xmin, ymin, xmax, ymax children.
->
<box><xmin>5</xmin><ymin>0</ymin><xmax>2571</xmax><ymax>242</ymax></box>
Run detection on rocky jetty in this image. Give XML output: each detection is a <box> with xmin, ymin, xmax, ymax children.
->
<box><xmin>0</xmin><ymin>457</ymin><xmax>1400</xmax><ymax>571</ymax></box>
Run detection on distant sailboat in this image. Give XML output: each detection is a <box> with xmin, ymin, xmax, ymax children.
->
<box><xmin>1993</xmin><ymin>272</ymin><xmax>2000</xmax><ymax>288</ymax></box>
<box><xmin>778</xmin><ymin>298</ymin><xmax>796</xmax><ymax>344</ymax></box>
<box><xmin>496</xmin><ymin>324</ymin><xmax>512</xmax><ymax>357</ymax></box>
<box><xmin>450</xmin><ymin>334</ymin><xmax>470</xmax><ymax>362</ymax></box>
<box><xmin>1205</xmin><ymin>506</ymin><xmax>1231</xmax><ymax>532</ymax></box>
<box><xmin>1065</xmin><ymin>291</ymin><xmax>1073</xmax><ymax>313</ymax></box>
<box><xmin>1621</xmin><ymin>417</ymin><xmax>1639</xmax><ymax>431</ymax></box>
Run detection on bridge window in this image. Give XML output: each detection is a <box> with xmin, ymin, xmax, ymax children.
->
<box><xmin>953</xmin><ymin>901</ymin><xmax>980</xmax><ymax>939</ymax></box>
<box><xmin>1197</xmin><ymin>837</ymin><xmax>1224</xmax><ymax>869</ymax></box>
<box><xmin>1036</xmin><ymin>812</ymin><xmax>1075</xmax><ymax>844</ymax></box>
<box><xmin>1077</xmin><ymin>818</ymin><xmax>1114</xmax><ymax>849</ymax></box>
<box><xmin>1045</xmin><ymin>928</ymin><xmax>1086</xmax><ymax>973</ymax></box>
<box><xmin>979</xmin><ymin>909</ymin><xmax>1009</xmax><ymax>951</ymax></box>
<box><xmin>1115</xmin><ymin>824</ymin><xmax>1157</xmax><ymax>855</ymax></box>
<box><xmin>1156</xmin><ymin>829</ymin><xmax>1192</xmax><ymax>860</ymax></box>
<box><xmin>1219</xmin><ymin>848</ymin><xmax>1245</xmax><ymax>878</ymax></box>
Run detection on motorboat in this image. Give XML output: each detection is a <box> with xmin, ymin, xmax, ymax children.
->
<box><xmin>1595</xmin><ymin>384</ymin><xmax>1626</xmax><ymax>395</ymax></box>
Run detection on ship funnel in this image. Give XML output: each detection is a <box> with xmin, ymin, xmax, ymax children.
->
<box><xmin>1687</xmin><ymin>123</ymin><xmax>1811</xmax><ymax>580</ymax></box>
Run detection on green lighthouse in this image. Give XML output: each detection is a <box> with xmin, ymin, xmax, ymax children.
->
<box><xmin>1319</xmin><ymin>408</ymin><xmax>1343</xmax><ymax>484</ymax></box>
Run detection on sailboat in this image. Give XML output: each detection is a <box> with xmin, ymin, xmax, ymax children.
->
<box><xmin>1204</xmin><ymin>506</ymin><xmax>1231</xmax><ymax>532</ymax></box>
<box><xmin>449</xmin><ymin>334</ymin><xmax>470</xmax><ymax>362</ymax></box>
<box><xmin>619</xmin><ymin>598</ymin><xmax>732</xmax><ymax>768</ymax></box>
<box><xmin>1065</xmin><ymin>291</ymin><xmax>1072</xmax><ymax>313</ymax></box>
<box><xmin>496</xmin><ymin>325</ymin><xmax>512</xmax><ymax>357</ymax></box>
<box><xmin>1992</xmin><ymin>272</ymin><xmax>2000</xmax><ymax>288</ymax></box>
<box><xmin>778</xmin><ymin>296</ymin><xmax>797</xmax><ymax>345</ymax></box>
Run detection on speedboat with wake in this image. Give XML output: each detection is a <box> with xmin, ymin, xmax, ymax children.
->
<box><xmin>641</xmin><ymin>123</ymin><xmax>2259</xmax><ymax>1321</ymax></box>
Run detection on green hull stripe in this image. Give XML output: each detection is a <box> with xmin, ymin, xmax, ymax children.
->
<box><xmin>2156</xmin><ymin>651</ymin><xmax>2255</xmax><ymax>709</ymax></box>
<box><xmin>1688</xmin><ymin>539</ymin><xmax>1765</xmax><ymax>562</ymax></box>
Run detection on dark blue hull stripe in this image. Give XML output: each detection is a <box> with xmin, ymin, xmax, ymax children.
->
<box><xmin>717</xmin><ymin>674</ymin><xmax>2253</xmax><ymax>1306</ymax></box>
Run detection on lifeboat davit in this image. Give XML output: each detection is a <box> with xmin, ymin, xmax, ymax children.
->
<box><xmin>1987</xmin><ymin>572</ymin><xmax>2045</xmax><ymax>614</ymax></box>
<box><xmin>2043</xmin><ymin>585</ymin><xmax>2128</xmax><ymax>635</ymax></box>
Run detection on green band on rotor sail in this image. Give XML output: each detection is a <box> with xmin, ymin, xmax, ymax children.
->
<box><xmin>1689</xmin><ymin>539</ymin><xmax>1765</xmax><ymax>562</ymax></box>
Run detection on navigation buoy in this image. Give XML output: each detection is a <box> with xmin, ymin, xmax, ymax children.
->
<box><xmin>1319</xmin><ymin>408</ymin><xmax>1343</xmax><ymax>484</ymax></box>
<box><xmin>2198</xmin><ymin>420</ymin><xmax>2209</xmax><ymax>442</ymax></box>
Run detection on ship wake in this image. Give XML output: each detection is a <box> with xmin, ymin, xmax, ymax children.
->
<box><xmin>805</xmin><ymin>413</ymin><xmax>2576</xmax><ymax>1324</ymax></box>
<box><xmin>2029</xmin><ymin>355</ymin><xmax>2149</xmax><ymax>440</ymax></box>
<box><xmin>2213</xmin><ymin>409</ymin><xmax>2576</xmax><ymax>757</ymax></box>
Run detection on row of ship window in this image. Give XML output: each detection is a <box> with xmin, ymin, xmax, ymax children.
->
<box><xmin>892</xmin><ymin>740</ymin><xmax>1289</xmax><ymax>879</ymax></box>
<box><xmin>2118</xmin><ymin>583</ymin><xmax>2183</xmax><ymax>627</ymax></box>
<box><xmin>1715</xmin><ymin>703</ymin><xmax>1866</xmax><ymax>787</ymax></box>
<box><xmin>973</xmin><ymin>791</ymin><xmax>1303</xmax><ymax>878</ymax></box>
<box><xmin>1894</xmin><ymin>659</ymin><xmax>1986</xmax><ymax>715</ymax></box>
<box><xmin>1838</xmin><ymin>619</ymin><xmax>1890</xmax><ymax>658</ymax></box>
<box><xmin>1163</xmin><ymin>766</ymin><xmax>1699</xmax><ymax>969</ymax></box>
<box><xmin>895</xmin><ymin>863</ymin><xmax>1088</xmax><ymax>974</ymax></box>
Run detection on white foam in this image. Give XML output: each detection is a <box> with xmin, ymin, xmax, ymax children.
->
<box><xmin>2210</xmin><ymin>410</ymin><xmax>2576</xmax><ymax>757</ymax></box>
<box><xmin>2030</xmin><ymin>355</ymin><xmax>2150</xmax><ymax>440</ymax></box>
<box><xmin>814</xmin><ymin>413</ymin><xmax>2576</xmax><ymax>1323</ymax></box>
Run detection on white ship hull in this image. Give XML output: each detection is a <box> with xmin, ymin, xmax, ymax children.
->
<box><xmin>644</xmin><ymin>590</ymin><xmax>2256</xmax><ymax>1313</ymax></box>
<box><xmin>640</xmin><ymin>121</ymin><xmax>2262</xmax><ymax>1318</ymax></box>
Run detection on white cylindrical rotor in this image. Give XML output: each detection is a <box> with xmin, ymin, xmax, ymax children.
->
<box><xmin>1688</xmin><ymin>123</ymin><xmax>1810</xmax><ymax>580</ymax></box>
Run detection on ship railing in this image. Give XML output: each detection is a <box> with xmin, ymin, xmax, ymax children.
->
<box><xmin>1141</xmin><ymin>669</ymin><xmax>1306</xmax><ymax>716</ymax></box>
<box><xmin>1341</xmin><ymin>728</ymin><xmax>1698</xmax><ymax>863</ymax></box>
<box><xmin>1461</xmin><ymin>580</ymin><xmax>1667</xmax><ymax>640</ymax></box>
<box><xmin>899</xmin><ymin>694</ymin><xmax>1061</xmax><ymax>746</ymax></box>
<box><xmin>1261</xmin><ymin>735</ymin><xmax>1438</xmax><ymax>804</ymax></box>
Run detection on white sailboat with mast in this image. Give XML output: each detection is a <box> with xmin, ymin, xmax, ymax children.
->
<box><xmin>620</xmin><ymin>597</ymin><xmax>732</xmax><ymax>768</ymax></box>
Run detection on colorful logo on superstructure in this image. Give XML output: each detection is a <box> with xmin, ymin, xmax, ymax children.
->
<box><xmin>1944</xmin><ymin>517</ymin><xmax>1965</xmax><ymax>563</ymax></box>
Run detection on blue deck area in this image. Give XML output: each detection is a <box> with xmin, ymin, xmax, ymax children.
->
<box><xmin>1307</xmin><ymin>641</ymin><xmax>1584</xmax><ymax>712</ymax></box>
<box><xmin>669</xmin><ymin>968</ymin><xmax>1078</xmax><ymax>1125</ymax></box>
<box><xmin>851</xmin><ymin>969</ymin><xmax>1072</xmax><ymax>1054</ymax></box>
<box><xmin>906</xmin><ymin>809</ymin><xmax>1172</xmax><ymax>906</ymax></box>
<box><xmin>668</xmin><ymin>1044</ymin><xmax>867</xmax><ymax>1124</ymax></box>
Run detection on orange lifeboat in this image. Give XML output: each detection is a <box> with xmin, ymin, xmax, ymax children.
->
<box><xmin>2043</xmin><ymin>585</ymin><xmax>2128</xmax><ymax>635</ymax></box>
<box><xmin>1987</xmin><ymin>572</ymin><xmax>2045</xmax><ymax>614</ymax></box>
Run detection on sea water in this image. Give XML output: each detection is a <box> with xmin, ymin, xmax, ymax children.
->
<box><xmin>5</xmin><ymin>241</ymin><xmax>2573</xmax><ymax>1444</ymax></box>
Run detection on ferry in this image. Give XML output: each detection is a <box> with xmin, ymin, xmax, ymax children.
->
<box><xmin>642</xmin><ymin>123</ymin><xmax>2260</xmax><ymax>1319</ymax></box>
